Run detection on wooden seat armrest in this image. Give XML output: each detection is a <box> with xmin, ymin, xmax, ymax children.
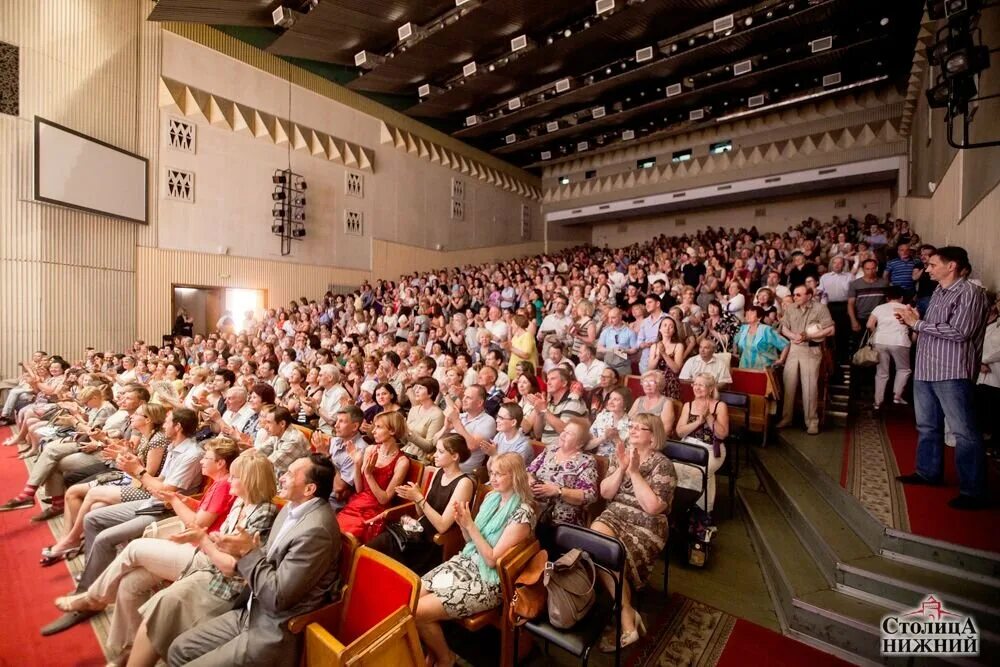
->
<box><xmin>378</xmin><ymin>502</ymin><xmax>418</xmax><ymax>524</ymax></box>
<box><xmin>289</xmin><ymin>599</ymin><xmax>344</xmax><ymax>635</ymax></box>
<box><xmin>433</xmin><ymin>526</ymin><xmax>465</xmax><ymax>560</ymax></box>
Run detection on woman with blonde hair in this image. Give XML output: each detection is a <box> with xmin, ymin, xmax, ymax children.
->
<box><xmin>415</xmin><ymin>453</ymin><xmax>536</xmax><ymax>667</ymax></box>
<box><xmin>675</xmin><ymin>373</ymin><xmax>729</xmax><ymax>514</ymax></box>
<box><xmin>339</xmin><ymin>411</ymin><xmax>410</xmax><ymax>540</ymax></box>
<box><xmin>628</xmin><ymin>370</ymin><xmax>676</xmax><ymax>438</ymax></box>
<box><xmin>55</xmin><ymin>448</ymin><xmax>279</xmax><ymax>667</ymax></box>
<box><xmin>590</xmin><ymin>413</ymin><xmax>677</xmax><ymax>651</ymax></box>
<box><xmin>42</xmin><ymin>403</ymin><xmax>170</xmax><ymax>562</ymax></box>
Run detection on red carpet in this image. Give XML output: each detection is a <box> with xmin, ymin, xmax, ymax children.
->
<box><xmin>627</xmin><ymin>594</ymin><xmax>849</xmax><ymax>667</ymax></box>
<box><xmin>0</xmin><ymin>426</ymin><xmax>107</xmax><ymax>667</ymax></box>
<box><xmin>882</xmin><ymin>411</ymin><xmax>1000</xmax><ymax>554</ymax></box>
<box><xmin>716</xmin><ymin>619</ymin><xmax>849</xmax><ymax>667</ymax></box>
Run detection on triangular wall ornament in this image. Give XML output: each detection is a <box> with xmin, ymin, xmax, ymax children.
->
<box><xmin>291</xmin><ymin>124</ymin><xmax>309</xmax><ymax>151</ymax></box>
<box><xmin>252</xmin><ymin>110</ymin><xmax>273</xmax><ymax>140</ymax></box>
<box><xmin>204</xmin><ymin>95</ymin><xmax>230</xmax><ymax>127</ymax></box>
<box><xmin>158</xmin><ymin>77</ymin><xmax>186</xmax><ymax>112</ymax></box>
<box><xmin>308</xmin><ymin>130</ymin><xmax>326</xmax><ymax>156</ymax></box>
<box><xmin>358</xmin><ymin>147</ymin><xmax>374</xmax><ymax>172</ymax></box>
<box><xmin>324</xmin><ymin>136</ymin><xmax>343</xmax><ymax>162</ymax></box>
<box><xmin>343</xmin><ymin>142</ymin><xmax>358</xmax><ymax>167</ymax></box>
<box><xmin>379</xmin><ymin>122</ymin><xmax>394</xmax><ymax>145</ymax></box>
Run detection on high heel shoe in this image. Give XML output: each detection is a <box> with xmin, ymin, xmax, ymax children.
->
<box><xmin>40</xmin><ymin>544</ymin><xmax>82</xmax><ymax>567</ymax></box>
<box><xmin>54</xmin><ymin>592</ymin><xmax>103</xmax><ymax>613</ymax></box>
<box><xmin>600</xmin><ymin>610</ymin><xmax>645</xmax><ymax>652</ymax></box>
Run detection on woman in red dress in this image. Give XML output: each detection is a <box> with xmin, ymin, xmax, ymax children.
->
<box><xmin>337</xmin><ymin>411</ymin><xmax>410</xmax><ymax>540</ymax></box>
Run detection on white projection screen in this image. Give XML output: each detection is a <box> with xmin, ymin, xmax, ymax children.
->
<box><xmin>34</xmin><ymin>117</ymin><xmax>148</xmax><ymax>224</ymax></box>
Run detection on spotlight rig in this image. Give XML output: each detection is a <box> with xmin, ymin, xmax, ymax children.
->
<box><xmin>271</xmin><ymin>169</ymin><xmax>307</xmax><ymax>255</ymax></box>
<box><xmin>924</xmin><ymin>0</ymin><xmax>998</xmax><ymax>149</ymax></box>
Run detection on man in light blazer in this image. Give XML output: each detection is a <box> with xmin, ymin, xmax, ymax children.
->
<box><xmin>167</xmin><ymin>453</ymin><xmax>340</xmax><ymax>667</ymax></box>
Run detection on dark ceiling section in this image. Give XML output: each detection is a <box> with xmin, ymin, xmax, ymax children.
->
<box><xmin>147</xmin><ymin>0</ymin><xmax>922</xmax><ymax>172</ymax></box>
<box><xmin>345</xmin><ymin>0</ymin><xmax>596</xmax><ymax>94</ymax></box>
<box><xmin>147</xmin><ymin>0</ymin><xmax>278</xmax><ymax>26</ymax></box>
<box><xmin>407</xmin><ymin>0</ymin><xmax>745</xmax><ymax>119</ymax></box>
<box><xmin>265</xmin><ymin>0</ymin><xmax>456</xmax><ymax>66</ymax></box>
<box><xmin>451</xmin><ymin>0</ymin><xmax>844</xmax><ymax>138</ymax></box>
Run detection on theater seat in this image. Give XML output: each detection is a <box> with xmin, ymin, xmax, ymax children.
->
<box><xmin>457</xmin><ymin>538</ymin><xmax>540</xmax><ymax>667</ymax></box>
<box><xmin>289</xmin><ymin>546</ymin><xmax>423</xmax><ymax>667</ymax></box>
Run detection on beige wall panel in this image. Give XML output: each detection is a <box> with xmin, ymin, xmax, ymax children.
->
<box><xmin>159</xmin><ymin>32</ymin><xmax>540</xmax><ymax>263</ymax></box>
<box><xmin>897</xmin><ymin>153</ymin><xmax>1000</xmax><ymax>291</ymax></box>
<box><xmin>135</xmin><ymin>247</ymin><xmax>371</xmax><ymax>341</ymax></box>
<box><xmin>589</xmin><ymin>186</ymin><xmax>892</xmax><ymax>249</ymax></box>
<box><xmin>136</xmin><ymin>1</ymin><xmax>163</xmax><ymax>248</ymax></box>
<box><xmin>0</xmin><ymin>259</ymin><xmax>134</xmax><ymax>374</ymax></box>
<box><xmin>0</xmin><ymin>0</ymin><xmax>153</xmax><ymax>376</ymax></box>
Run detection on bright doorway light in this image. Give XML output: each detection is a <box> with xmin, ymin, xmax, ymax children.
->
<box><xmin>226</xmin><ymin>289</ymin><xmax>262</xmax><ymax>333</ymax></box>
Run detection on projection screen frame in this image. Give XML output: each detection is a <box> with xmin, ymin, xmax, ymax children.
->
<box><xmin>33</xmin><ymin>116</ymin><xmax>150</xmax><ymax>225</ymax></box>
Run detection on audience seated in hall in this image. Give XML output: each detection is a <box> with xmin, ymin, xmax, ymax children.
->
<box><xmin>4</xmin><ymin>212</ymin><xmax>996</xmax><ymax>666</ymax></box>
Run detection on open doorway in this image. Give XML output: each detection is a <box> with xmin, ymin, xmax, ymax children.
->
<box><xmin>171</xmin><ymin>285</ymin><xmax>266</xmax><ymax>337</ymax></box>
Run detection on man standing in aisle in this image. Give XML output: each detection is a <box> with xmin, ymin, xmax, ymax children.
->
<box><xmin>820</xmin><ymin>256</ymin><xmax>853</xmax><ymax>366</ymax></box>
<box><xmin>778</xmin><ymin>286</ymin><xmax>834</xmax><ymax>435</ymax></box>
<box><xmin>896</xmin><ymin>247</ymin><xmax>990</xmax><ymax>510</ymax></box>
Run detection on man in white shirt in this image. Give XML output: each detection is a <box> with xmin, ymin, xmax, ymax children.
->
<box><xmin>538</xmin><ymin>295</ymin><xmax>572</xmax><ymax>357</ymax></box>
<box><xmin>484</xmin><ymin>306</ymin><xmax>509</xmax><ymax>343</ymax></box>
<box><xmin>680</xmin><ymin>339</ymin><xmax>733</xmax><ymax>387</ymax></box>
<box><xmin>646</xmin><ymin>261</ymin><xmax>668</xmax><ymax>288</ymax></box>
<box><xmin>208</xmin><ymin>386</ymin><xmax>254</xmax><ymax>435</ymax></box>
<box><xmin>607</xmin><ymin>260</ymin><xmax>627</xmax><ymax>293</ymax></box>
<box><xmin>819</xmin><ymin>256</ymin><xmax>854</xmax><ymax>365</ymax></box>
<box><xmin>311</xmin><ymin>365</ymin><xmax>348</xmax><ymax>434</ymax></box>
<box><xmin>438</xmin><ymin>385</ymin><xmax>497</xmax><ymax>474</ymax></box>
<box><xmin>543</xmin><ymin>341</ymin><xmax>575</xmax><ymax>374</ymax></box>
<box><xmin>574</xmin><ymin>343</ymin><xmax>607</xmax><ymax>392</ymax></box>
<box><xmin>76</xmin><ymin>408</ymin><xmax>204</xmax><ymax>592</ymax></box>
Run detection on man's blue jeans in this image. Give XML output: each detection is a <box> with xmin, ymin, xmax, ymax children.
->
<box><xmin>914</xmin><ymin>379</ymin><xmax>986</xmax><ymax>498</ymax></box>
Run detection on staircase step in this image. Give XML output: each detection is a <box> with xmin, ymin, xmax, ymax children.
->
<box><xmin>838</xmin><ymin>555</ymin><xmax>1000</xmax><ymax>635</ymax></box>
<box><xmin>755</xmin><ymin>447</ymin><xmax>870</xmax><ymax>580</ymax></box>
<box><xmin>740</xmin><ymin>487</ymin><xmax>893</xmax><ymax>663</ymax></box>
<box><xmin>881</xmin><ymin>528</ymin><xmax>1000</xmax><ymax>584</ymax></box>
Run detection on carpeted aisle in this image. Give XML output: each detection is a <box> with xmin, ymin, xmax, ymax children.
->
<box><xmin>625</xmin><ymin>594</ymin><xmax>849</xmax><ymax>667</ymax></box>
<box><xmin>0</xmin><ymin>426</ymin><xmax>107</xmax><ymax>667</ymax></box>
<box><xmin>882</xmin><ymin>410</ymin><xmax>1000</xmax><ymax>553</ymax></box>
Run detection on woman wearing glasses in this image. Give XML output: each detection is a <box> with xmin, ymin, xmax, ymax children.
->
<box><xmin>590</xmin><ymin>413</ymin><xmax>677</xmax><ymax>651</ymax></box>
<box><xmin>414</xmin><ymin>453</ymin><xmax>536</xmax><ymax>667</ymax></box>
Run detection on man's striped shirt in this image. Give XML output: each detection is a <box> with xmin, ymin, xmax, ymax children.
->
<box><xmin>913</xmin><ymin>278</ymin><xmax>989</xmax><ymax>382</ymax></box>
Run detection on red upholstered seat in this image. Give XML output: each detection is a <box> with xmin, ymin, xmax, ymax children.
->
<box><xmin>338</xmin><ymin>549</ymin><xmax>419</xmax><ymax>645</ymax></box>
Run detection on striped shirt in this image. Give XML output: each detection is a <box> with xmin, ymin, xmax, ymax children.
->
<box><xmin>913</xmin><ymin>278</ymin><xmax>989</xmax><ymax>382</ymax></box>
<box><xmin>885</xmin><ymin>257</ymin><xmax>919</xmax><ymax>291</ymax></box>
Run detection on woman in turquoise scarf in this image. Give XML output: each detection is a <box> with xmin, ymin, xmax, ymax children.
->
<box><xmin>415</xmin><ymin>453</ymin><xmax>536</xmax><ymax>667</ymax></box>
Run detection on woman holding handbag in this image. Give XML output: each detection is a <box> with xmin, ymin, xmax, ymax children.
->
<box><xmin>867</xmin><ymin>286</ymin><xmax>913</xmax><ymax>410</ymax></box>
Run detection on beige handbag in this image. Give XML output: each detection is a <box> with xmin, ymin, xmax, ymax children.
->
<box><xmin>142</xmin><ymin>516</ymin><xmax>186</xmax><ymax>539</ymax></box>
<box><xmin>852</xmin><ymin>331</ymin><xmax>879</xmax><ymax>367</ymax></box>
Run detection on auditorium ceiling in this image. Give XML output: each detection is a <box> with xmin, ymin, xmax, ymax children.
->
<box><xmin>147</xmin><ymin>0</ymin><xmax>923</xmax><ymax>171</ymax></box>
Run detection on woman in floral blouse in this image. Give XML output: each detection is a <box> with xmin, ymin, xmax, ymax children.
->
<box><xmin>527</xmin><ymin>418</ymin><xmax>598</xmax><ymax>544</ymax></box>
<box><xmin>587</xmin><ymin>387</ymin><xmax>632</xmax><ymax>457</ymax></box>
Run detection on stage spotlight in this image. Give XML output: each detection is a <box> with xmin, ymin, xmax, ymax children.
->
<box><xmin>272</xmin><ymin>174</ymin><xmax>286</xmax><ymax>184</ymax></box>
<box><xmin>943</xmin><ymin>45</ymin><xmax>989</xmax><ymax>78</ymax></box>
<box><xmin>927</xmin><ymin>0</ymin><xmax>978</xmax><ymax>20</ymax></box>
<box><xmin>272</xmin><ymin>191</ymin><xmax>286</xmax><ymax>201</ymax></box>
